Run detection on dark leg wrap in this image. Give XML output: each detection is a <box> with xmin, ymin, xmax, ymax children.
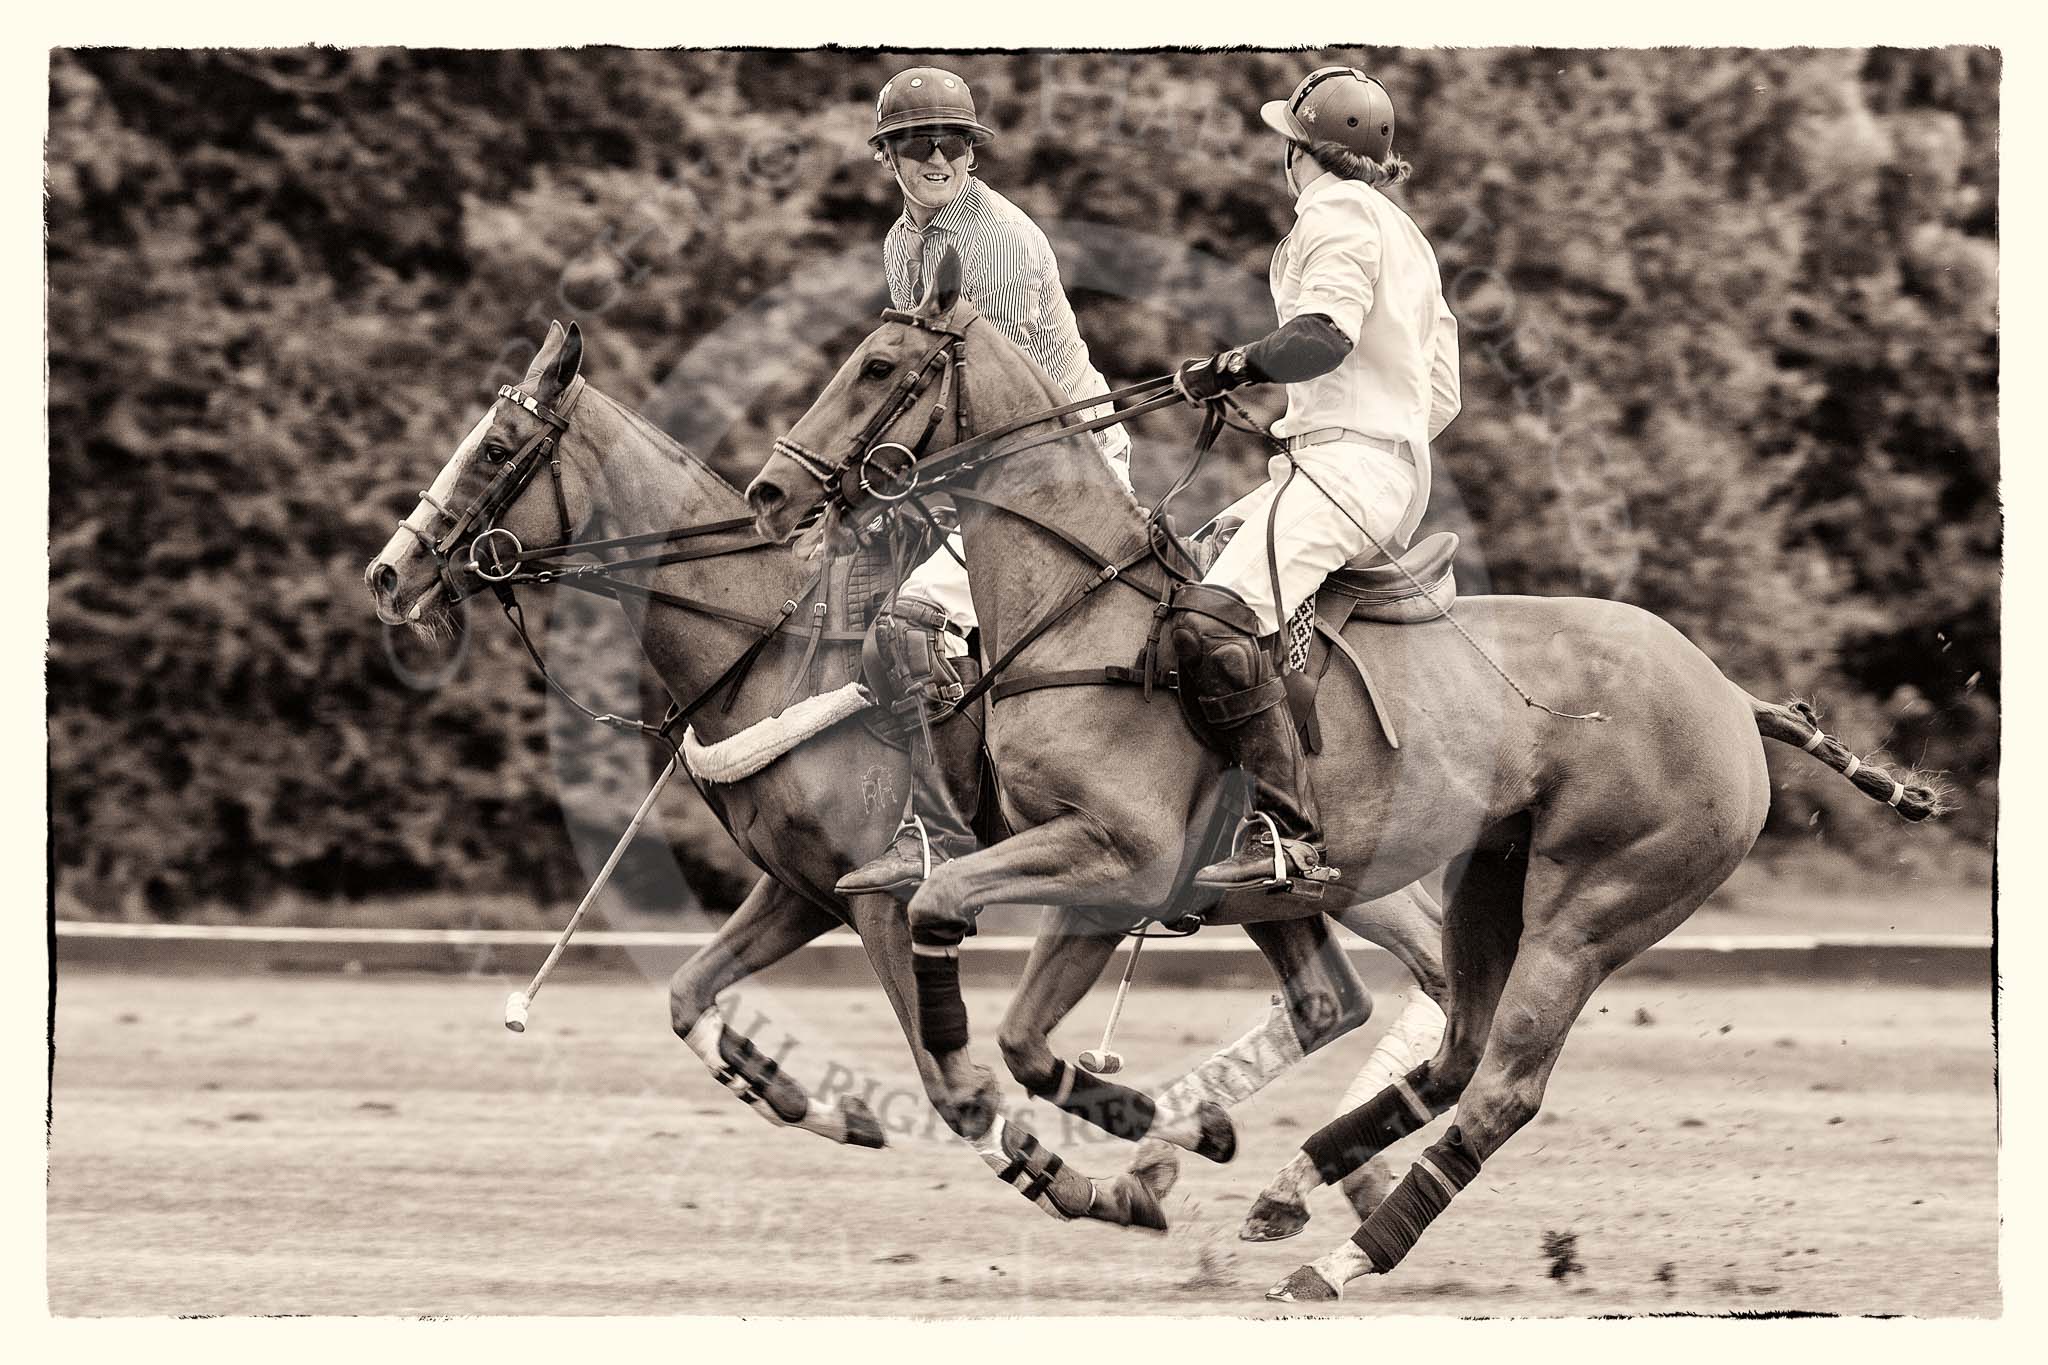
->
<box><xmin>1349</xmin><ymin>1126</ymin><xmax>1483</xmax><ymax>1274</ymax></box>
<box><xmin>1030</xmin><ymin>1058</ymin><xmax>1158</xmax><ymax>1142</ymax></box>
<box><xmin>1300</xmin><ymin>1066</ymin><xmax>1434</xmax><ymax>1184</ymax></box>
<box><xmin>913</xmin><ymin>948</ymin><xmax>970</xmax><ymax>1055</ymax></box>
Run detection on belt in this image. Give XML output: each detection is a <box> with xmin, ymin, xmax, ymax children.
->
<box><xmin>1278</xmin><ymin>427</ymin><xmax>1414</xmax><ymax>464</ymax></box>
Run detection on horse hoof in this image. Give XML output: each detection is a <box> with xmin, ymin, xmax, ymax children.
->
<box><xmin>1193</xmin><ymin>1101</ymin><xmax>1237</xmax><ymax>1164</ymax></box>
<box><xmin>840</xmin><ymin>1096</ymin><xmax>886</xmax><ymax>1149</ymax></box>
<box><xmin>1130</xmin><ymin>1139</ymin><xmax>1182</xmax><ymax>1203</ymax></box>
<box><xmin>1265</xmin><ymin>1265</ymin><xmax>1342</xmax><ymax>1303</ymax></box>
<box><xmin>1239</xmin><ymin>1191</ymin><xmax>1311</xmax><ymax>1242</ymax></box>
<box><xmin>1093</xmin><ymin>1170</ymin><xmax>1169</xmax><ymax>1233</ymax></box>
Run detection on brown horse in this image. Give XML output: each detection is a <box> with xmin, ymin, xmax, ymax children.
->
<box><xmin>365</xmin><ymin>321</ymin><xmax>1452</xmax><ymax>1231</ymax></box>
<box><xmin>744</xmin><ymin>249</ymin><xmax>1948</xmax><ymax>1298</ymax></box>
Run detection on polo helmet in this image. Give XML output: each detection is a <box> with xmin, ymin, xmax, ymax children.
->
<box><xmin>869</xmin><ymin>66</ymin><xmax>997</xmax><ymax>149</ymax></box>
<box><xmin>1260</xmin><ymin>65</ymin><xmax>1395</xmax><ymax>162</ymax></box>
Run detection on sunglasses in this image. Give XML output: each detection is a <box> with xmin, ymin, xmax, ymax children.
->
<box><xmin>891</xmin><ymin>133</ymin><xmax>972</xmax><ymax>162</ymax></box>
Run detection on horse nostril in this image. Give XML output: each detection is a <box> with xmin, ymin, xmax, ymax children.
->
<box><xmin>372</xmin><ymin>563</ymin><xmax>398</xmax><ymax>596</ymax></box>
<box><xmin>747</xmin><ymin>480</ymin><xmax>786</xmax><ymax>519</ymax></box>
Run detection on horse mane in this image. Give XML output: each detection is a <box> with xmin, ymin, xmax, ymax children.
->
<box><xmin>584</xmin><ymin>382</ymin><xmax>752</xmax><ymax>512</ymax></box>
<box><xmin>947</xmin><ymin>298</ymin><xmax>1148</xmax><ymax>530</ymax></box>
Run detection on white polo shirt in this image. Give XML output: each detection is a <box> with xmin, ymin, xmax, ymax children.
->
<box><xmin>1269</xmin><ymin>170</ymin><xmax>1461</xmax><ymax>544</ymax></box>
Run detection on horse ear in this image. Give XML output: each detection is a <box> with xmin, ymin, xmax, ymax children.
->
<box><xmin>919</xmin><ymin>245</ymin><xmax>964</xmax><ymax>317</ymax></box>
<box><xmin>550</xmin><ymin>321</ymin><xmax>584</xmax><ymax>394</ymax></box>
<box><xmin>522</xmin><ymin>320</ymin><xmax>568</xmax><ymax>389</ymax></box>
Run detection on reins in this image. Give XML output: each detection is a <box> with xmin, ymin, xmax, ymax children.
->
<box><xmin>396</xmin><ymin>379</ymin><xmax>867</xmax><ymax>752</ymax></box>
<box><xmin>789</xmin><ymin>304</ymin><xmax>1597</xmax><ymax>725</ymax></box>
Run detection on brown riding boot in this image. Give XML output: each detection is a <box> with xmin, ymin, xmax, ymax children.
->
<box><xmin>1166</xmin><ymin>583</ymin><xmax>1337</xmax><ymax>892</ymax></box>
<box><xmin>836</xmin><ymin>598</ymin><xmax>985</xmax><ymax>899</ymax></box>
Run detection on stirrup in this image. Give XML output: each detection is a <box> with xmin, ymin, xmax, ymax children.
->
<box><xmin>901</xmin><ymin>813</ymin><xmax>934</xmax><ymax>882</ymax></box>
<box><xmin>1237</xmin><ymin>812</ymin><xmax>1339</xmax><ymax>899</ymax></box>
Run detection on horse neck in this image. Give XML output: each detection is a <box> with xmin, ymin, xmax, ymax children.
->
<box><xmin>952</xmin><ymin>335</ymin><xmax>1152</xmax><ymax>662</ymax></box>
<box><xmin>570</xmin><ymin>388</ymin><xmax>816</xmax><ymax>742</ymax></box>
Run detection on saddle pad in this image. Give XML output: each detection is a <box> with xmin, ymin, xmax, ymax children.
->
<box><xmin>683</xmin><ymin>683</ymin><xmax>874</xmax><ymax>784</ymax></box>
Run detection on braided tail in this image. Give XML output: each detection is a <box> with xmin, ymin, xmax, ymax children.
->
<box><xmin>1747</xmin><ymin>694</ymin><xmax>1954</xmax><ymax>822</ymax></box>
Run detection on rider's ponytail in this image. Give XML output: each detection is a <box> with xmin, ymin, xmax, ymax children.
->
<box><xmin>1306</xmin><ymin>138</ymin><xmax>1412</xmax><ymax>189</ymax></box>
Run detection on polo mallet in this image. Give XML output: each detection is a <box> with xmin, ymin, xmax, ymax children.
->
<box><xmin>504</xmin><ymin>749</ymin><xmax>682</xmax><ymax>1032</ymax></box>
<box><xmin>1078</xmin><ymin>932</ymin><xmax>1148</xmax><ymax>1074</ymax></box>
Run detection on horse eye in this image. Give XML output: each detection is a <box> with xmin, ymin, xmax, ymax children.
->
<box><xmin>862</xmin><ymin>357</ymin><xmax>895</xmax><ymax>381</ymax></box>
<box><xmin>482</xmin><ymin>444</ymin><xmax>509</xmax><ymax>465</ymax></box>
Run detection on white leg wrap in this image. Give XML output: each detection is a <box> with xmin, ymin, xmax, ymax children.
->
<box><xmin>1337</xmin><ymin>992</ymin><xmax>1447</xmax><ymax>1116</ymax></box>
<box><xmin>1147</xmin><ymin>997</ymin><xmax>1307</xmax><ymax>1147</ymax></box>
<box><xmin>686</xmin><ymin>1004</ymin><xmax>841</xmax><ymax>1135</ymax></box>
<box><xmin>965</xmin><ymin>1114</ymin><xmax>1075</xmax><ymax>1221</ymax></box>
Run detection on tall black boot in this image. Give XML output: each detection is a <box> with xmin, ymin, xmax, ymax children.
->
<box><xmin>1164</xmin><ymin>583</ymin><xmax>1336</xmax><ymax>891</ymax></box>
<box><xmin>837</xmin><ymin>600</ymin><xmax>985</xmax><ymax>899</ymax></box>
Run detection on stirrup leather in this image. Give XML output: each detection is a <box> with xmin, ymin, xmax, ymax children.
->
<box><xmin>1236</xmin><ymin>811</ymin><xmax>1340</xmax><ymax>899</ymax></box>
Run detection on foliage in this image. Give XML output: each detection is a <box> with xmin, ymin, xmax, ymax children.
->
<box><xmin>46</xmin><ymin>47</ymin><xmax>1997</xmax><ymax>917</ymax></box>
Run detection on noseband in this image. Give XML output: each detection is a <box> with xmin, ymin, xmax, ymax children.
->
<box><xmin>772</xmin><ymin>309</ymin><xmax>970</xmax><ymax>514</ymax></box>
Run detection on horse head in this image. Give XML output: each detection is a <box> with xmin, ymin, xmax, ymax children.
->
<box><xmin>367</xmin><ymin>320</ymin><xmax>596</xmax><ymax>628</ymax></box>
<box><xmin>747</xmin><ymin>246</ymin><xmax>970</xmax><ymax>545</ymax></box>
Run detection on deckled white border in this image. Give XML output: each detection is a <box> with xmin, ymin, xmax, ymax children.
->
<box><xmin>7</xmin><ymin>5</ymin><xmax>2036</xmax><ymax>1358</ymax></box>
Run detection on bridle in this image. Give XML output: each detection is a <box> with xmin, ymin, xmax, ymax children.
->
<box><xmin>765</xmin><ymin>304</ymin><xmax>1263</xmax><ymax>717</ymax></box>
<box><xmin>397</xmin><ymin>377</ymin><xmax>587</xmax><ymax>601</ymax></box>
<box><xmin>391</xmin><ymin>375</ymin><xmax>864</xmax><ymax>739</ymax></box>
<box><xmin>770</xmin><ymin>307</ymin><xmax>973</xmax><ymax>515</ymax></box>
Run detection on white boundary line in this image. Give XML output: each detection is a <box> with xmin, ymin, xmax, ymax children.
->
<box><xmin>51</xmin><ymin>921</ymin><xmax>1992</xmax><ymax>953</ymax></box>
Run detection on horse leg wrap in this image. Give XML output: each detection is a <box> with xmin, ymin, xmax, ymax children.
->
<box><xmin>1030</xmin><ymin>1058</ymin><xmax>1157</xmax><ymax>1142</ymax></box>
<box><xmin>685</xmin><ymin>1006</ymin><xmax>882</xmax><ymax>1145</ymax></box>
<box><xmin>1149</xmin><ymin>996</ymin><xmax>1304</xmax><ymax>1148</ymax></box>
<box><xmin>684</xmin><ymin>1008</ymin><xmax>799</xmax><ymax>1126</ymax></box>
<box><xmin>1303</xmin><ymin>1065</ymin><xmax>1438</xmax><ymax>1184</ymax></box>
<box><xmin>1337</xmin><ymin>992</ymin><xmax>1447</xmax><ymax>1114</ymax></box>
<box><xmin>912</xmin><ymin>943</ymin><xmax>970</xmax><ymax>1054</ymax></box>
<box><xmin>967</xmin><ymin>1114</ymin><xmax>1089</xmax><ymax>1221</ymax></box>
<box><xmin>1349</xmin><ymin>1126</ymin><xmax>1483</xmax><ymax>1274</ymax></box>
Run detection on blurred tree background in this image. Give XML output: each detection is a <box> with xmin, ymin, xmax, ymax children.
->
<box><xmin>46</xmin><ymin>47</ymin><xmax>1997</xmax><ymax>922</ymax></box>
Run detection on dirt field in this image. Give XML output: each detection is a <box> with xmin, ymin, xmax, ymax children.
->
<box><xmin>48</xmin><ymin>968</ymin><xmax>1998</xmax><ymax>1317</ymax></box>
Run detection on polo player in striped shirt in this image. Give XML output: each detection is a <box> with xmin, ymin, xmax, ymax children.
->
<box><xmin>838</xmin><ymin>65</ymin><xmax>1136</xmax><ymax>899</ymax></box>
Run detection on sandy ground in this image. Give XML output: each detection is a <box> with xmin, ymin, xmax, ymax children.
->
<box><xmin>48</xmin><ymin>968</ymin><xmax>1997</xmax><ymax>1318</ymax></box>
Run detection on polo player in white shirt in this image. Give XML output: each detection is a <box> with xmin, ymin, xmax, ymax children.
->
<box><xmin>839</xmin><ymin>65</ymin><xmax>1136</xmax><ymax>898</ymax></box>
<box><xmin>1173</xmin><ymin>65</ymin><xmax>1462</xmax><ymax>891</ymax></box>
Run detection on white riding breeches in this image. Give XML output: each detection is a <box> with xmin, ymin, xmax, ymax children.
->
<box><xmin>1201</xmin><ymin>442</ymin><xmax>1419</xmax><ymax>636</ymax></box>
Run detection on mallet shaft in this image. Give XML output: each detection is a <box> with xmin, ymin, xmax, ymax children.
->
<box><xmin>519</xmin><ymin>750</ymin><xmax>682</xmax><ymax>1007</ymax></box>
<box><xmin>1094</xmin><ymin>932</ymin><xmax>1146</xmax><ymax>1054</ymax></box>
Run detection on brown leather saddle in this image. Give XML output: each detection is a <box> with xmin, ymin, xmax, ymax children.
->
<box><xmin>1182</xmin><ymin>522</ymin><xmax>1462</xmax><ymax>753</ymax></box>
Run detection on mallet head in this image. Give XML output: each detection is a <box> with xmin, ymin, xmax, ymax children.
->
<box><xmin>504</xmin><ymin>991</ymin><xmax>530</xmax><ymax>1033</ymax></box>
<box><xmin>1078</xmin><ymin>1048</ymin><xmax>1122</xmax><ymax>1075</ymax></box>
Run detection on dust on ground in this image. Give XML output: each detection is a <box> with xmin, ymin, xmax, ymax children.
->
<box><xmin>48</xmin><ymin>970</ymin><xmax>1997</xmax><ymax>1317</ymax></box>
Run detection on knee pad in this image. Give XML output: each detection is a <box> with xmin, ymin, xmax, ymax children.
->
<box><xmin>1166</xmin><ymin>583</ymin><xmax>1285</xmax><ymax>742</ymax></box>
<box><xmin>864</xmin><ymin>595</ymin><xmax>968</xmax><ymax>717</ymax></box>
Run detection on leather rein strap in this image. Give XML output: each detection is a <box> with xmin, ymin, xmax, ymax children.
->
<box><xmin>399</xmin><ymin>379</ymin><xmax>863</xmax><ymax>740</ymax></box>
<box><xmin>779</xmin><ymin>309</ymin><xmax>1250</xmax><ymax>713</ymax></box>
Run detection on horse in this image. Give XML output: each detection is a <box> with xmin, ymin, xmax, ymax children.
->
<box><xmin>364</xmin><ymin>320</ymin><xmax>1456</xmax><ymax>1233</ymax></box>
<box><xmin>742</xmin><ymin>247</ymin><xmax>1950</xmax><ymax>1299</ymax></box>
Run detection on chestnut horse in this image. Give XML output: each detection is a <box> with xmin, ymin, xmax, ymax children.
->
<box><xmin>366</xmin><ymin>321</ymin><xmax>1453</xmax><ymax>1233</ymax></box>
<box><xmin>743</xmin><ymin>249</ymin><xmax>1947</xmax><ymax>1298</ymax></box>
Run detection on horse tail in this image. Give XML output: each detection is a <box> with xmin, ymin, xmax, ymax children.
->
<box><xmin>1745</xmin><ymin>692</ymin><xmax>1954</xmax><ymax>823</ymax></box>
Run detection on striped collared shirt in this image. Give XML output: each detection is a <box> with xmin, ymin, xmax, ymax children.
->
<box><xmin>883</xmin><ymin>177</ymin><xmax>1132</xmax><ymax>479</ymax></box>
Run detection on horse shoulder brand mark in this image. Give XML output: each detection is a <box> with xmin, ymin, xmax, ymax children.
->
<box><xmin>861</xmin><ymin>765</ymin><xmax>896</xmax><ymax>816</ymax></box>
